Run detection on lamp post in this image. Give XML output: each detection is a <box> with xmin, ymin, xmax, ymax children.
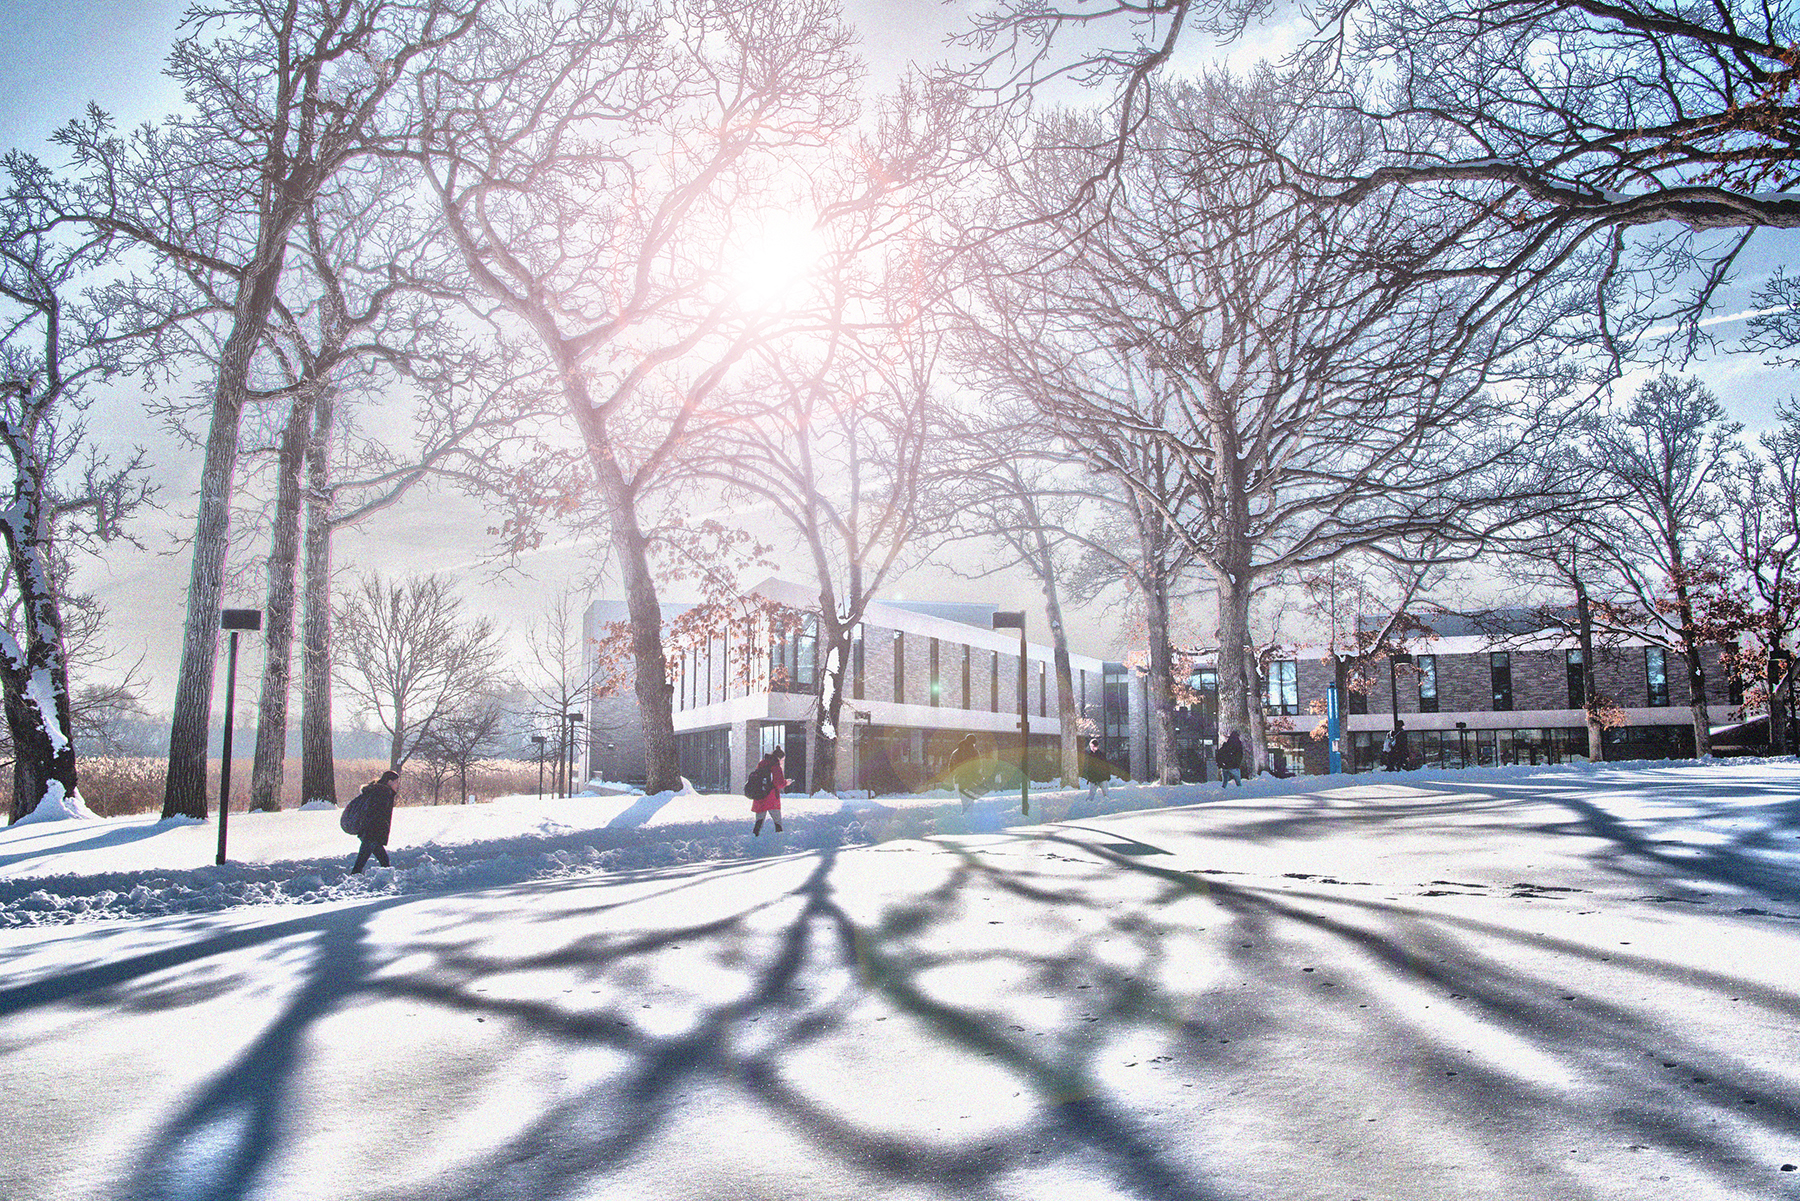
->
<box><xmin>992</xmin><ymin>611</ymin><xmax>1028</xmax><ymax>815</ymax></box>
<box><xmin>531</xmin><ymin>734</ymin><xmax>547</xmax><ymax>799</ymax></box>
<box><xmin>216</xmin><ymin>608</ymin><xmax>262</xmax><ymax>865</ymax></box>
<box><xmin>565</xmin><ymin>710</ymin><xmax>584</xmax><ymax>798</ymax></box>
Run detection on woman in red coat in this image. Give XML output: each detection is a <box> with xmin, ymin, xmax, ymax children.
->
<box><xmin>752</xmin><ymin>746</ymin><xmax>787</xmax><ymax>836</ymax></box>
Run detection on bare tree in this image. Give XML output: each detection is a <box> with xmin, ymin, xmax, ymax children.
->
<box><xmin>0</xmin><ymin>157</ymin><xmax>155</xmax><ymax>821</ymax></box>
<box><xmin>415</xmin><ymin>0</ymin><xmax>864</xmax><ymax>793</ymax></box>
<box><xmin>939</xmin><ymin>425</ymin><xmax>1100</xmax><ymax>787</ymax></box>
<box><xmin>521</xmin><ymin>589</ymin><xmax>608</xmax><ymax>796</ymax></box>
<box><xmin>413</xmin><ymin>691</ymin><xmax>509</xmax><ymax>803</ymax></box>
<box><xmin>332</xmin><ymin>571</ymin><xmax>507</xmax><ymax>768</ymax></box>
<box><xmin>1719</xmin><ymin>402</ymin><xmax>1800</xmax><ymax>754</ymax></box>
<box><xmin>1582</xmin><ymin>374</ymin><xmax>1743</xmax><ymax>759</ymax></box>
<box><xmin>960</xmin><ymin>80</ymin><xmax>1575</xmax><ymax>776</ymax></box>
<box><xmin>46</xmin><ymin>0</ymin><xmax>482</xmax><ymax>819</ymax></box>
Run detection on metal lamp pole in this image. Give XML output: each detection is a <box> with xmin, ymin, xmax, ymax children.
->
<box><xmin>566</xmin><ymin>710</ymin><xmax>583</xmax><ymax>798</ymax></box>
<box><xmin>992</xmin><ymin>612</ymin><xmax>1028</xmax><ymax>815</ymax></box>
<box><xmin>216</xmin><ymin>608</ymin><xmax>262</xmax><ymax>865</ymax></box>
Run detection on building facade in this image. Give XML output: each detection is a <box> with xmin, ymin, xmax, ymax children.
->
<box><xmin>1256</xmin><ymin>611</ymin><xmax>1737</xmax><ymax>774</ymax></box>
<box><xmin>584</xmin><ymin>579</ymin><xmax>1130</xmax><ymax>795</ymax></box>
<box><xmin>583</xmin><ymin>595</ymin><xmax>1740</xmax><ymax>793</ymax></box>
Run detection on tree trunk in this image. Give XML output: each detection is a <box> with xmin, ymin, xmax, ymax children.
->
<box><xmin>609</xmin><ymin>508</ymin><xmax>678</xmax><ymax>793</ymax></box>
<box><xmin>164</xmin><ymin>230</ymin><xmax>294</xmax><ymax>818</ymax></box>
<box><xmin>1672</xmin><ymin>569</ymin><xmax>1713</xmax><ymax>758</ymax></box>
<box><xmin>1141</xmin><ymin>572</ymin><xmax>1180</xmax><ymax>785</ymax></box>
<box><xmin>1573</xmin><ymin>573</ymin><xmax>1606</xmax><ymax>762</ymax></box>
<box><xmin>812</xmin><ymin>620</ymin><xmax>852</xmax><ymax>794</ymax></box>
<box><xmin>1</xmin><ymin>441</ymin><xmax>80</xmax><ymax>822</ymax></box>
<box><xmin>1215</xmin><ymin>575</ymin><xmax>1255</xmax><ymax>761</ymax></box>
<box><xmin>1034</xmin><ymin>523</ymin><xmax>1081</xmax><ymax>787</ymax></box>
<box><xmin>1765</xmin><ymin>637</ymin><xmax>1791</xmax><ymax>756</ymax></box>
<box><xmin>300</xmin><ymin>390</ymin><xmax>338</xmax><ymax>806</ymax></box>
<box><xmin>249</xmin><ymin>393</ymin><xmax>313</xmax><ymax>811</ymax></box>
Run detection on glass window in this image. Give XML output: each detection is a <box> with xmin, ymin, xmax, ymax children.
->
<box><xmin>893</xmin><ymin>630</ymin><xmax>904</xmax><ymax>704</ymax></box>
<box><xmin>1266</xmin><ymin>660</ymin><xmax>1299</xmax><ymax>715</ymax></box>
<box><xmin>1566</xmin><ymin>648</ymin><xmax>1584</xmax><ymax>711</ymax></box>
<box><xmin>1417</xmin><ymin>654</ymin><xmax>1438</xmax><ymax>713</ymax></box>
<box><xmin>929</xmin><ymin>638</ymin><xmax>941</xmax><ymax>707</ymax></box>
<box><xmin>1646</xmin><ymin>647</ymin><xmax>1669</xmax><ymax>707</ymax></box>
<box><xmin>991</xmin><ymin>650</ymin><xmax>1000</xmax><ymax>712</ymax></box>
<box><xmin>1040</xmin><ymin>661</ymin><xmax>1048</xmax><ymax>717</ymax></box>
<box><xmin>797</xmin><ymin>616</ymin><xmax>817</xmax><ymax>690</ymax></box>
<box><xmin>1490</xmin><ymin>652</ymin><xmax>1513</xmax><ymax>711</ymax></box>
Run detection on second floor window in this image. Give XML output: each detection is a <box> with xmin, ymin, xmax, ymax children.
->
<box><xmin>1490</xmin><ymin>651</ymin><xmax>1513</xmax><ymax>711</ymax></box>
<box><xmin>930</xmin><ymin>638</ymin><xmax>941</xmax><ymax>707</ymax></box>
<box><xmin>1417</xmin><ymin>654</ymin><xmax>1438</xmax><ymax>713</ymax></box>
<box><xmin>1266</xmin><ymin>660</ymin><xmax>1298</xmax><ymax>715</ymax></box>
<box><xmin>1566</xmin><ymin>648</ymin><xmax>1584</xmax><ymax>711</ymax></box>
<box><xmin>894</xmin><ymin>631</ymin><xmax>904</xmax><ymax>704</ymax></box>
<box><xmin>1646</xmin><ymin>646</ymin><xmax>1670</xmax><ymax>707</ymax></box>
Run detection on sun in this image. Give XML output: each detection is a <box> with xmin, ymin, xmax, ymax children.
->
<box><xmin>726</xmin><ymin>210</ymin><xmax>828</xmax><ymax>314</ymax></box>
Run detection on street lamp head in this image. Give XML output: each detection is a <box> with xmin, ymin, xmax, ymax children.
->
<box><xmin>220</xmin><ymin>608</ymin><xmax>262</xmax><ymax>631</ymax></box>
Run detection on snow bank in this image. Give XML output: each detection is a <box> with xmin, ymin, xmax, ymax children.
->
<box><xmin>11</xmin><ymin>781</ymin><xmax>100</xmax><ymax>825</ymax></box>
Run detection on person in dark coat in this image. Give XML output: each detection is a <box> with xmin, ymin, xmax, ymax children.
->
<box><xmin>1082</xmin><ymin>737</ymin><xmax>1114</xmax><ymax>802</ymax></box>
<box><xmin>1216</xmin><ymin>731</ymin><xmax>1245</xmax><ymax>787</ymax></box>
<box><xmin>946</xmin><ymin>734</ymin><xmax>981</xmax><ymax>812</ymax></box>
<box><xmin>351</xmin><ymin>769</ymin><xmax>400</xmax><ymax>873</ymax></box>
<box><xmin>752</xmin><ymin>746</ymin><xmax>786</xmax><ymax>836</ymax></box>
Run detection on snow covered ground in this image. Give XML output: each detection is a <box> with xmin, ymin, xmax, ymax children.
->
<box><xmin>2</xmin><ymin>759</ymin><xmax>1798</xmax><ymax>1200</ymax></box>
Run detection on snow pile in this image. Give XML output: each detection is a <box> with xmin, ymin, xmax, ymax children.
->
<box><xmin>3</xmin><ymin>757</ymin><xmax>1794</xmax><ymax>927</ymax></box>
<box><xmin>11</xmin><ymin>782</ymin><xmax>100</xmax><ymax>825</ymax></box>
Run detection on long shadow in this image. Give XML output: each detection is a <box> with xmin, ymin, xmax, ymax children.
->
<box><xmin>0</xmin><ymin>817</ymin><xmax>190</xmax><ymax>872</ymax></box>
<box><xmin>14</xmin><ymin>764</ymin><xmax>1800</xmax><ymax>1199</ymax></box>
<box><xmin>604</xmin><ymin>792</ymin><xmax>679</xmax><ymax>829</ymax></box>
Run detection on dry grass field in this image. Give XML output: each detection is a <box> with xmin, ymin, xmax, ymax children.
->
<box><xmin>73</xmin><ymin>756</ymin><xmax>546</xmax><ymax>818</ymax></box>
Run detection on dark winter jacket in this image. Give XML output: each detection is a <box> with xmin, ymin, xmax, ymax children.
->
<box><xmin>1216</xmin><ymin>734</ymin><xmax>1244</xmax><ymax>771</ymax></box>
<box><xmin>947</xmin><ymin>737</ymin><xmax>979</xmax><ymax>772</ymax></box>
<box><xmin>1081</xmin><ymin>743</ymin><xmax>1111</xmax><ymax>784</ymax></box>
<box><xmin>354</xmin><ymin>780</ymin><xmax>397</xmax><ymax>846</ymax></box>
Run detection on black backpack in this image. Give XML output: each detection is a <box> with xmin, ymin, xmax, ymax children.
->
<box><xmin>743</xmin><ymin>763</ymin><xmax>771</xmax><ymax>800</ymax></box>
<box><xmin>339</xmin><ymin>788</ymin><xmax>370</xmax><ymax>837</ymax></box>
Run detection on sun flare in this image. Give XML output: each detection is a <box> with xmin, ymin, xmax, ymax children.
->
<box><xmin>727</xmin><ymin>211</ymin><xmax>828</xmax><ymax>313</ymax></box>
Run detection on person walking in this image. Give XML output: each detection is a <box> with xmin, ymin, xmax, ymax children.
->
<box><xmin>1082</xmin><ymin>737</ymin><xmax>1114</xmax><ymax>802</ymax></box>
<box><xmin>1381</xmin><ymin>727</ymin><xmax>1397</xmax><ymax>771</ymax></box>
<box><xmin>751</xmin><ymin>746</ymin><xmax>787</xmax><ymax>836</ymax></box>
<box><xmin>946</xmin><ymin>733</ymin><xmax>981</xmax><ymax>812</ymax></box>
<box><xmin>349</xmin><ymin>769</ymin><xmax>400</xmax><ymax>873</ymax></box>
<box><xmin>1216</xmin><ymin>731</ymin><xmax>1245</xmax><ymax>788</ymax></box>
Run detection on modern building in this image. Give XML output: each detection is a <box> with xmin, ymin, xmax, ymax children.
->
<box><xmin>583</xmin><ymin>593</ymin><xmax>1740</xmax><ymax>792</ymax></box>
<box><xmin>1255</xmin><ymin>610</ymin><xmax>1737</xmax><ymax>774</ymax></box>
<box><xmin>584</xmin><ymin>578</ymin><xmax>1133</xmax><ymax>794</ymax></box>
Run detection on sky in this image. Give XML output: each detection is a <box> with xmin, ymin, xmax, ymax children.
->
<box><xmin>3</xmin><ymin>758</ymin><xmax>1799</xmax><ymax>1198</ymax></box>
<box><xmin>3</xmin><ymin>1</ymin><xmax>1797</xmax><ymax>717</ymax></box>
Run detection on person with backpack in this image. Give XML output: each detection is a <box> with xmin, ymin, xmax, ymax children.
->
<box><xmin>1082</xmin><ymin>737</ymin><xmax>1114</xmax><ymax>803</ymax></box>
<box><xmin>946</xmin><ymin>733</ymin><xmax>981</xmax><ymax>812</ymax></box>
<box><xmin>346</xmin><ymin>769</ymin><xmax>400</xmax><ymax>873</ymax></box>
<box><xmin>1216</xmin><ymin>731</ymin><xmax>1245</xmax><ymax>788</ymax></box>
<box><xmin>748</xmin><ymin>746</ymin><xmax>787</xmax><ymax>836</ymax></box>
